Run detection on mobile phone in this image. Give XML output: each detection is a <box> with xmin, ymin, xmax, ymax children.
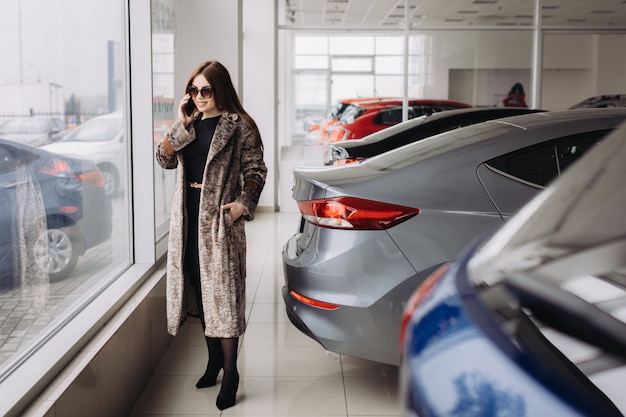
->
<box><xmin>185</xmin><ymin>99</ymin><xmax>197</xmax><ymax>117</ymax></box>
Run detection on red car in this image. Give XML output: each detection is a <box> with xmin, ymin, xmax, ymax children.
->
<box><xmin>326</xmin><ymin>98</ymin><xmax>471</xmax><ymax>143</ymax></box>
<box><xmin>307</xmin><ymin>97</ymin><xmax>385</xmax><ymax>146</ymax></box>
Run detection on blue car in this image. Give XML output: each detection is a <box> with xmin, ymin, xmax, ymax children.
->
<box><xmin>400</xmin><ymin>122</ymin><xmax>626</xmax><ymax>416</ymax></box>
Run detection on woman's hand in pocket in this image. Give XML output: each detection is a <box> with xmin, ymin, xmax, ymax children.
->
<box><xmin>221</xmin><ymin>201</ymin><xmax>247</xmax><ymax>222</ymax></box>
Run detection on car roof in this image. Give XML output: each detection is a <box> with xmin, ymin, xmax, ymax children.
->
<box><xmin>363</xmin><ymin>108</ymin><xmax>626</xmax><ymax>170</ymax></box>
<box><xmin>344</xmin><ymin>98</ymin><xmax>470</xmax><ymax>110</ymax></box>
<box><xmin>569</xmin><ymin>94</ymin><xmax>626</xmax><ymax>109</ymax></box>
<box><xmin>337</xmin><ymin>107</ymin><xmax>545</xmax><ymax>149</ymax></box>
<box><xmin>337</xmin><ymin>97</ymin><xmax>385</xmax><ymax>104</ymax></box>
<box><xmin>424</xmin><ymin>106</ymin><xmax>542</xmax><ymax>121</ymax></box>
<box><xmin>295</xmin><ymin>108</ymin><xmax>626</xmax><ymax>185</ymax></box>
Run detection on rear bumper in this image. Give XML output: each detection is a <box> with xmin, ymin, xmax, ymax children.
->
<box><xmin>281</xmin><ymin>286</ymin><xmax>317</xmax><ymax>341</ymax></box>
<box><xmin>282</xmin><ymin>226</ymin><xmax>422</xmax><ymax>365</ymax></box>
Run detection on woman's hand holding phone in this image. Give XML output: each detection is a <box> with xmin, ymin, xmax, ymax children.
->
<box><xmin>178</xmin><ymin>94</ymin><xmax>196</xmax><ymax>127</ymax></box>
<box><xmin>185</xmin><ymin>97</ymin><xmax>197</xmax><ymax>117</ymax></box>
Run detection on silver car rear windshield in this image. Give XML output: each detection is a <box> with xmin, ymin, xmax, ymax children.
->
<box><xmin>362</xmin><ymin>121</ymin><xmax>513</xmax><ymax>171</ymax></box>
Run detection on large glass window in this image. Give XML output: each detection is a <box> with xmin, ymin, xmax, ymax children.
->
<box><xmin>151</xmin><ymin>0</ymin><xmax>176</xmax><ymax>239</ymax></box>
<box><xmin>291</xmin><ymin>34</ymin><xmax>423</xmax><ymax>141</ymax></box>
<box><xmin>0</xmin><ymin>0</ymin><xmax>131</xmax><ymax>379</ymax></box>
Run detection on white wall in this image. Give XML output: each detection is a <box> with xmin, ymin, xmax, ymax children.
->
<box><xmin>449</xmin><ymin>69</ymin><xmax>531</xmax><ymax>107</ymax></box>
<box><xmin>173</xmin><ymin>1</ymin><xmax>241</xmax><ymax>93</ymax></box>
<box><xmin>242</xmin><ymin>0</ymin><xmax>275</xmax><ymax>209</ymax></box>
<box><xmin>594</xmin><ymin>35</ymin><xmax>626</xmax><ymax>94</ymax></box>
<box><xmin>173</xmin><ymin>0</ymin><xmax>276</xmax><ymax>209</ymax></box>
<box><xmin>433</xmin><ymin>31</ymin><xmax>626</xmax><ymax>109</ymax></box>
<box><xmin>428</xmin><ymin>30</ymin><xmax>534</xmax><ymax>102</ymax></box>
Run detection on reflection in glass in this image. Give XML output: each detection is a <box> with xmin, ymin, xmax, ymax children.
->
<box><xmin>152</xmin><ymin>0</ymin><xmax>177</xmax><ymax>238</ymax></box>
<box><xmin>0</xmin><ymin>0</ymin><xmax>131</xmax><ymax>381</ymax></box>
<box><xmin>1</xmin><ymin>152</ymin><xmax>47</xmax><ymax>294</ymax></box>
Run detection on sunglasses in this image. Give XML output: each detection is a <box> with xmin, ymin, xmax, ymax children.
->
<box><xmin>186</xmin><ymin>85</ymin><xmax>213</xmax><ymax>99</ymax></box>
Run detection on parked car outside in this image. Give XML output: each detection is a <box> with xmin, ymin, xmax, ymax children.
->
<box><xmin>326</xmin><ymin>106</ymin><xmax>545</xmax><ymax>165</ymax></box>
<box><xmin>0</xmin><ymin>116</ymin><xmax>67</xmax><ymax>147</ymax></box>
<box><xmin>0</xmin><ymin>138</ymin><xmax>113</xmax><ymax>289</ymax></box>
<box><xmin>324</xmin><ymin>98</ymin><xmax>471</xmax><ymax>144</ymax></box>
<box><xmin>282</xmin><ymin>108</ymin><xmax>626</xmax><ymax>366</ymax></box>
<box><xmin>43</xmin><ymin>112</ymin><xmax>125</xmax><ymax>196</ymax></box>
<box><xmin>569</xmin><ymin>94</ymin><xmax>626</xmax><ymax>109</ymax></box>
<box><xmin>400</xmin><ymin>121</ymin><xmax>626</xmax><ymax>416</ymax></box>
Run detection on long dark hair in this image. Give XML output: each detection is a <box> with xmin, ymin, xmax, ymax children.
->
<box><xmin>186</xmin><ymin>61</ymin><xmax>260</xmax><ymax>139</ymax></box>
<box><xmin>510</xmin><ymin>82</ymin><xmax>525</xmax><ymax>95</ymax></box>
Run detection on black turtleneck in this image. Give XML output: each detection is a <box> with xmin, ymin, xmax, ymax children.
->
<box><xmin>183</xmin><ymin>115</ymin><xmax>221</xmax><ymax>183</ymax></box>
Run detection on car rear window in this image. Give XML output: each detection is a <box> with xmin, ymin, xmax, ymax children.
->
<box><xmin>330</xmin><ymin>102</ymin><xmax>350</xmax><ymax>119</ymax></box>
<box><xmin>338</xmin><ymin>105</ymin><xmax>366</xmax><ymax>123</ymax></box>
<box><xmin>485</xmin><ymin>131</ymin><xmax>608</xmax><ymax>187</ymax></box>
<box><xmin>373</xmin><ymin>107</ymin><xmax>405</xmax><ymax>126</ymax></box>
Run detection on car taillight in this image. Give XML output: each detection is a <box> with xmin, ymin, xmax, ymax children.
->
<box><xmin>297</xmin><ymin>196</ymin><xmax>420</xmax><ymax>230</ymax></box>
<box><xmin>290</xmin><ymin>290</ymin><xmax>339</xmax><ymax>310</ymax></box>
<box><xmin>40</xmin><ymin>158</ymin><xmax>106</xmax><ymax>188</ymax></box>
<box><xmin>329</xmin><ymin>128</ymin><xmax>347</xmax><ymax>142</ymax></box>
<box><xmin>332</xmin><ymin>158</ymin><xmax>360</xmax><ymax>165</ymax></box>
<box><xmin>59</xmin><ymin>206</ymin><xmax>79</xmax><ymax>214</ymax></box>
<box><xmin>39</xmin><ymin>158</ymin><xmax>74</xmax><ymax>177</ymax></box>
<box><xmin>400</xmin><ymin>263</ymin><xmax>451</xmax><ymax>350</ymax></box>
<box><xmin>77</xmin><ymin>170</ymin><xmax>106</xmax><ymax>188</ymax></box>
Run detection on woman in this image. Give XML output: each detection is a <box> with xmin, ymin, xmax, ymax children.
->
<box><xmin>155</xmin><ymin>60</ymin><xmax>267</xmax><ymax>410</ymax></box>
<box><xmin>502</xmin><ymin>82</ymin><xmax>528</xmax><ymax>107</ymax></box>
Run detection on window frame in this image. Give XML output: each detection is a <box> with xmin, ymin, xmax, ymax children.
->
<box><xmin>0</xmin><ymin>0</ymin><xmax>159</xmax><ymax>414</ymax></box>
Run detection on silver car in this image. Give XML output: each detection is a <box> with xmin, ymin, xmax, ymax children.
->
<box><xmin>282</xmin><ymin>108</ymin><xmax>626</xmax><ymax>366</ymax></box>
<box><xmin>43</xmin><ymin>112</ymin><xmax>125</xmax><ymax>196</ymax></box>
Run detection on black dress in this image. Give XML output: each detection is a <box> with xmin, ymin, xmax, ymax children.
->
<box><xmin>183</xmin><ymin>115</ymin><xmax>220</xmax><ymax>291</ymax></box>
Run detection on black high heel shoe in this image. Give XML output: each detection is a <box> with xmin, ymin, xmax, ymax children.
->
<box><xmin>196</xmin><ymin>363</ymin><xmax>222</xmax><ymax>388</ymax></box>
<box><xmin>216</xmin><ymin>370</ymin><xmax>239</xmax><ymax>410</ymax></box>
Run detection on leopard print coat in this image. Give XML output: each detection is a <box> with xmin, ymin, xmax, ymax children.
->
<box><xmin>156</xmin><ymin>112</ymin><xmax>266</xmax><ymax>338</ymax></box>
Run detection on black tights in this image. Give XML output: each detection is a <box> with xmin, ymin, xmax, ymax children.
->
<box><xmin>185</xmin><ymin>205</ymin><xmax>239</xmax><ymax>408</ymax></box>
<box><xmin>194</xmin><ymin>289</ymin><xmax>240</xmax><ymax>409</ymax></box>
<box><xmin>190</xmin><ymin>282</ymin><xmax>239</xmax><ymax>410</ymax></box>
<box><xmin>193</xmin><ymin>286</ymin><xmax>239</xmax><ymax>391</ymax></box>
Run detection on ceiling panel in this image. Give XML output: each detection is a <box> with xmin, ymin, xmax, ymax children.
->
<box><xmin>282</xmin><ymin>0</ymin><xmax>626</xmax><ymax>29</ymax></box>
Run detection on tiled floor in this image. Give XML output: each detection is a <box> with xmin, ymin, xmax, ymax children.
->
<box><xmin>130</xmin><ymin>211</ymin><xmax>402</xmax><ymax>417</ymax></box>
